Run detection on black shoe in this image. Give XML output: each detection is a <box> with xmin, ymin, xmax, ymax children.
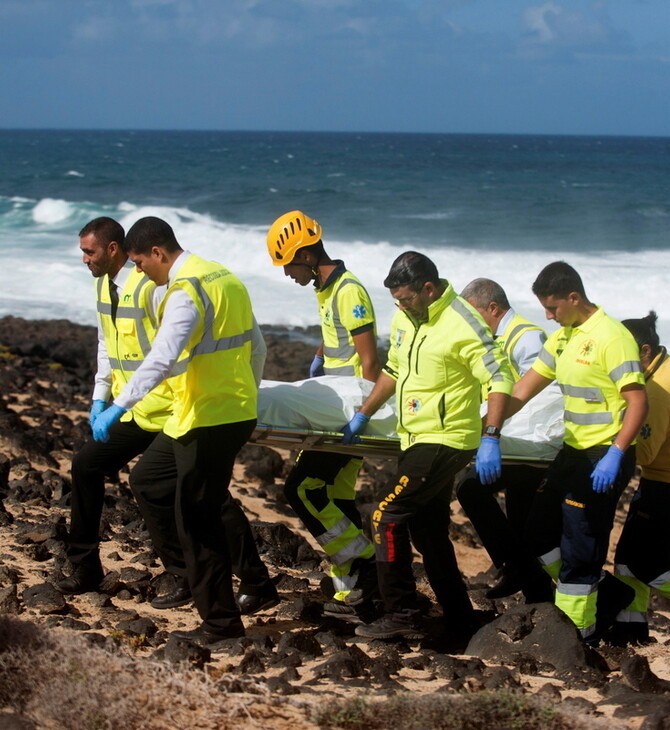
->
<box><xmin>607</xmin><ymin>620</ymin><xmax>652</xmax><ymax>647</ymax></box>
<box><xmin>55</xmin><ymin>562</ymin><xmax>104</xmax><ymax>595</ymax></box>
<box><xmin>171</xmin><ymin>625</ymin><xmax>245</xmax><ymax>645</ymax></box>
<box><xmin>237</xmin><ymin>592</ymin><xmax>280</xmax><ymax>615</ymax></box>
<box><xmin>151</xmin><ymin>579</ymin><xmax>192</xmax><ymax>609</ymax></box>
<box><xmin>355</xmin><ymin>611</ymin><xmax>424</xmax><ymax>641</ymax></box>
<box><xmin>485</xmin><ymin>567</ymin><xmax>523</xmax><ymax>599</ymax></box>
<box><xmin>323</xmin><ymin>600</ymin><xmax>365</xmax><ymax>624</ymax></box>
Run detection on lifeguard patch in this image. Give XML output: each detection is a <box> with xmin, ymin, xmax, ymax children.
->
<box><xmin>406</xmin><ymin>397</ymin><xmax>421</xmax><ymax>414</ymax></box>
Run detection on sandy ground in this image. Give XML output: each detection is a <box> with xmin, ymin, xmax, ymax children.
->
<box><xmin>2</xmin><ymin>402</ymin><xmax>670</xmax><ymax>730</ymax></box>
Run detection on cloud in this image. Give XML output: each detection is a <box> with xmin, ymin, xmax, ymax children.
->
<box><xmin>518</xmin><ymin>1</ymin><xmax>629</xmax><ymax>60</ymax></box>
<box><xmin>522</xmin><ymin>2</ymin><xmax>561</xmax><ymax>44</ymax></box>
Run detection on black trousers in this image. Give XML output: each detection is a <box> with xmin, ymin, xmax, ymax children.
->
<box><xmin>615</xmin><ymin>477</ymin><xmax>670</xmax><ymax>586</ymax></box>
<box><xmin>372</xmin><ymin>443</ymin><xmax>474</xmax><ymax>618</ymax></box>
<box><xmin>525</xmin><ymin>444</ymin><xmax>636</xmax><ymax>588</ymax></box>
<box><xmin>68</xmin><ymin>419</ymin><xmax>158</xmax><ymax>566</ymax></box>
<box><xmin>456</xmin><ymin>463</ymin><xmax>547</xmax><ymax>569</ymax></box>
<box><xmin>130</xmin><ymin>419</ymin><xmax>273</xmax><ymax>633</ymax></box>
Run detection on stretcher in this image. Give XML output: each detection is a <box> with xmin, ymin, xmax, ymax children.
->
<box><xmin>250</xmin><ymin>423</ymin><xmax>552</xmax><ymax>465</ymax></box>
<box><xmin>250</xmin><ymin>375</ymin><xmax>564</xmax><ymax>465</ymax></box>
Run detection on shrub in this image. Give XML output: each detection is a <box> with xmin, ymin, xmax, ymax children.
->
<box><xmin>312</xmin><ymin>691</ymin><xmax>581</xmax><ymax>730</ymax></box>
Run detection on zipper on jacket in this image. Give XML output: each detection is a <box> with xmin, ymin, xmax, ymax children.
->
<box><xmin>414</xmin><ymin>335</ymin><xmax>426</xmax><ymax>375</ymax></box>
<box><xmin>398</xmin><ymin>319</ymin><xmax>421</xmax><ymax>431</ymax></box>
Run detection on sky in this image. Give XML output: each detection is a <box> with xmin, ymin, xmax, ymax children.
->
<box><xmin>1</xmin><ymin>0</ymin><xmax>668</xmax><ymax>136</ymax></box>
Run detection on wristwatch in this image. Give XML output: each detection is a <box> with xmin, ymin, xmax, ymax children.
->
<box><xmin>483</xmin><ymin>425</ymin><xmax>501</xmax><ymax>438</ymax></box>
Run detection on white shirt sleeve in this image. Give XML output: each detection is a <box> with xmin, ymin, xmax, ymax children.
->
<box><xmin>250</xmin><ymin>316</ymin><xmax>267</xmax><ymax>387</ymax></box>
<box><xmin>114</xmin><ymin>289</ymin><xmax>199</xmax><ymax>411</ymax></box>
<box><xmin>512</xmin><ymin>329</ymin><xmax>547</xmax><ymax>377</ymax></box>
<box><xmin>92</xmin><ymin>318</ymin><xmax>113</xmax><ymax>402</ymax></box>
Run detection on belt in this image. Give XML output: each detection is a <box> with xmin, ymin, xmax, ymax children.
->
<box><xmin>562</xmin><ymin>443</ymin><xmax>610</xmax><ymax>460</ymax></box>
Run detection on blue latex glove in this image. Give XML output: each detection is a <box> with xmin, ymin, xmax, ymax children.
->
<box><xmin>92</xmin><ymin>404</ymin><xmax>126</xmax><ymax>443</ymax></box>
<box><xmin>476</xmin><ymin>436</ymin><xmax>502</xmax><ymax>485</ymax></box>
<box><xmin>342</xmin><ymin>412</ymin><xmax>370</xmax><ymax>445</ymax></box>
<box><xmin>591</xmin><ymin>445</ymin><xmax>624</xmax><ymax>493</ymax></box>
<box><xmin>89</xmin><ymin>399</ymin><xmax>107</xmax><ymax>429</ymax></box>
<box><xmin>309</xmin><ymin>355</ymin><xmax>325</xmax><ymax>378</ymax></box>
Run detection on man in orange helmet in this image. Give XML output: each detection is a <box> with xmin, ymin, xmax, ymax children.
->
<box><xmin>267</xmin><ymin>210</ymin><xmax>381</xmax><ymax>622</ymax></box>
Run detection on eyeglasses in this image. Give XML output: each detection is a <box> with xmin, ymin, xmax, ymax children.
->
<box><xmin>394</xmin><ymin>288</ymin><xmax>423</xmax><ymax>308</ymax></box>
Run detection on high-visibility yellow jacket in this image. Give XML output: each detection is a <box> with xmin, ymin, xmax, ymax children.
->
<box><xmin>97</xmin><ymin>268</ymin><xmax>172</xmax><ymax>431</ymax></box>
<box><xmin>316</xmin><ymin>262</ymin><xmax>376</xmax><ymax>377</ymax></box>
<box><xmin>637</xmin><ymin>347</ymin><xmax>670</xmax><ymax>483</ymax></box>
<box><xmin>532</xmin><ymin>306</ymin><xmax>645</xmax><ymax>450</ymax></box>
<box><xmin>497</xmin><ymin>311</ymin><xmax>546</xmax><ymax>382</ymax></box>
<box><xmin>158</xmin><ymin>254</ymin><xmax>257</xmax><ymax>439</ymax></box>
<box><xmin>383</xmin><ymin>280</ymin><xmax>514</xmax><ymax>451</ymax></box>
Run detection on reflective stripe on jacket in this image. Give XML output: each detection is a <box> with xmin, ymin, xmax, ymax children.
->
<box><xmin>384</xmin><ymin>280</ymin><xmax>514</xmax><ymax>451</ymax></box>
<box><xmin>498</xmin><ymin>312</ymin><xmax>546</xmax><ymax>381</ymax></box>
<box><xmin>158</xmin><ymin>254</ymin><xmax>257</xmax><ymax>438</ymax></box>
<box><xmin>316</xmin><ymin>264</ymin><xmax>376</xmax><ymax>377</ymax></box>
<box><xmin>532</xmin><ymin>306</ymin><xmax>644</xmax><ymax>449</ymax></box>
<box><xmin>97</xmin><ymin>269</ymin><xmax>172</xmax><ymax>431</ymax></box>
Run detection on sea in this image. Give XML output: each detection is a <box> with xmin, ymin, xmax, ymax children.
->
<box><xmin>1</xmin><ymin>130</ymin><xmax>668</xmax><ymax>344</ymax></box>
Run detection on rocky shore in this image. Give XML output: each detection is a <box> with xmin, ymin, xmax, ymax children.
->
<box><xmin>0</xmin><ymin>315</ymin><xmax>669</xmax><ymax>730</ymax></box>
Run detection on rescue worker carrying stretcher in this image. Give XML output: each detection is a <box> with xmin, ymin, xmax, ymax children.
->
<box><xmin>93</xmin><ymin>217</ymin><xmax>277</xmax><ymax>644</ymax></box>
<box><xmin>341</xmin><ymin>252</ymin><xmax>514</xmax><ymax>641</ymax></box>
<box><xmin>508</xmin><ymin>261</ymin><xmax>648</xmax><ymax>645</ymax></box>
<box><xmin>266</xmin><ymin>211</ymin><xmax>381</xmax><ymax>622</ymax></box>
<box><xmin>457</xmin><ymin>278</ymin><xmax>554</xmax><ymax>604</ymax></box>
<box><xmin>57</xmin><ymin>217</ymin><xmax>182</xmax><ymax>605</ymax></box>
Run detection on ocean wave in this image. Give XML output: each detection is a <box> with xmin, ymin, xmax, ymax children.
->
<box><xmin>32</xmin><ymin>198</ymin><xmax>76</xmax><ymax>225</ymax></box>
<box><xmin>0</xmin><ymin>196</ymin><xmax>668</xmax><ymax>346</ymax></box>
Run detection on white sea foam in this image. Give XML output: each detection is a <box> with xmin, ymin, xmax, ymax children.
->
<box><xmin>31</xmin><ymin>198</ymin><xmax>76</xmax><ymax>225</ymax></box>
<box><xmin>1</xmin><ymin>198</ymin><xmax>669</xmax><ymax>348</ymax></box>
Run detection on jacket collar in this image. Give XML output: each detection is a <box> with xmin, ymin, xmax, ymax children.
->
<box><xmin>645</xmin><ymin>346</ymin><xmax>668</xmax><ymax>381</ymax></box>
<box><xmin>315</xmin><ymin>260</ymin><xmax>346</xmax><ymax>293</ymax></box>
<box><xmin>572</xmin><ymin>305</ymin><xmax>605</xmax><ymax>334</ymax></box>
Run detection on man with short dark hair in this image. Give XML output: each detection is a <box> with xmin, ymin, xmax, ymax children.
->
<box><xmin>457</xmin><ymin>278</ymin><xmax>553</xmax><ymax>603</ymax></box>
<box><xmin>611</xmin><ymin>311</ymin><xmax>670</xmax><ymax>645</ymax></box>
<box><xmin>266</xmin><ymin>210</ymin><xmax>381</xmax><ymax>620</ymax></box>
<box><xmin>93</xmin><ymin>216</ymin><xmax>277</xmax><ymax>643</ymax></box>
<box><xmin>341</xmin><ymin>251</ymin><xmax>514</xmax><ymax>641</ymax></box>
<box><xmin>508</xmin><ymin>261</ymin><xmax>648</xmax><ymax>643</ymax></box>
<box><xmin>57</xmin><ymin>217</ymin><xmax>184</xmax><ymax>605</ymax></box>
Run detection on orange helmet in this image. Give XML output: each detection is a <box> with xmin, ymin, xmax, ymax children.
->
<box><xmin>266</xmin><ymin>210</ymin><xmax>322</xmax><ymax>266</ymax></box>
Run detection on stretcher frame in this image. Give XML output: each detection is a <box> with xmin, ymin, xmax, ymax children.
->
<box><xmin>250</xmin><ymin>424</ymin><xmax>552</xmax><ymax>466</ymax></box>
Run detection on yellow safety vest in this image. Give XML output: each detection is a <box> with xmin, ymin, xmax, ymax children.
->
<box><xmin>158</xmin><ymin>255</ymin><xmax>257</xmax><ymax>439</ymax></box>
<box><xmin>316</xmin><ymin>265</ymin><xmax>376</xmax><ymax>377</ymax></box>
<box><xmin>96</xmin><ymin>269</ymin><xmax>172</xmax><ymax>432</ymax></box>
<box><xmin>532</xmin><ymin>306</ymin><xmax>645</xmax><ymax>449</ymax></box>
<box><xmin>384</xmin><ymin>280</ymin><xmax>514</xmax><ymax>451</ymax></box>
<box><xmin>497</xmin><ymin>312</ymin><xmax>545</xmax><ymax>382</ymax></box>
<box><xmin>637</xmin><ymin>348</ymin><xmax>670</xmax><ymax>483</ymax></box>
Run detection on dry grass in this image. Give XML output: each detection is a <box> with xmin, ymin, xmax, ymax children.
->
<box><xmin>311</xmin><ymin>692</ymin><xmax>603</xmax><ymax>730</ymax></box>
<box><xmin>0</xmin><ymin>616</ymin><xmax>307</xmax><ymax>730</ymax></box>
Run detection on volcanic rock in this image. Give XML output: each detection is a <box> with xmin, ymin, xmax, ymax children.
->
<box><xmin>250</xmin><ymin>521</ymin><xmax>321</xmax><ymax>569</ymax></box>
<box><xmin>153</xmin><ymin>636</ymin><xmax>211</xmax><ymax>668</ymax></box>
<box><xmin>0</xmin><ymin>584</ymin><xmax>21</xmax><ymax>614</ymax></box>
<box><xmin>465</xmin><ymin>602</ymin><xmax>596</xmax><ymax>674</ymax></box>
<box><xmin>277</xmin><ymin>630</ymin><xmax>323</xmax><ymax>658</ymax></box>
<box><xmin>21</xmin><ymin>583</ymin><xmax>67</xmax><ymax>614</ymax></box>
<box><xmin>621</xmin><ymin>655</ymin><xmax>670</xmax><ymax>694</ymax></box>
